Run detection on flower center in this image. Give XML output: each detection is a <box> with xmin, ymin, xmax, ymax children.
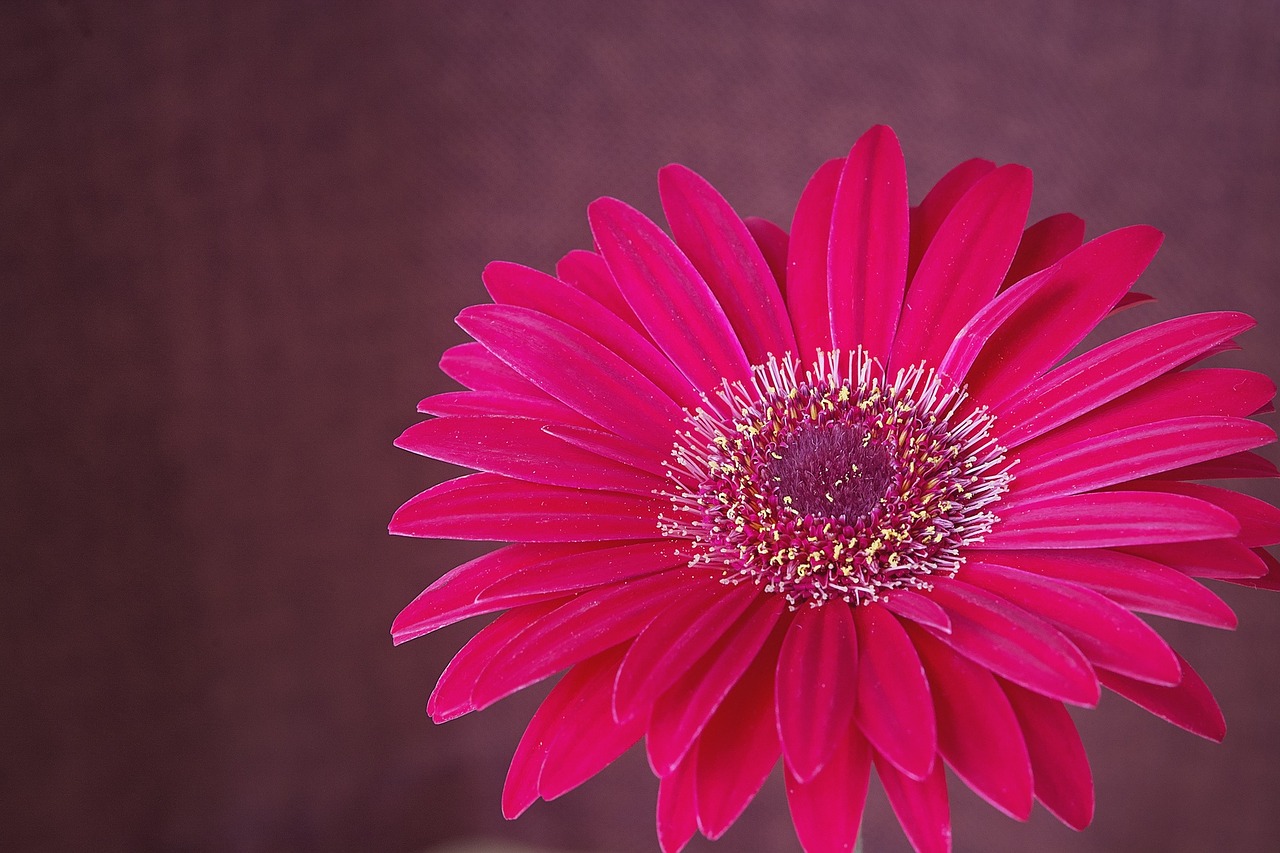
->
<box><xmin>660</xmin><ymin>351</ymin><xmax>1012</xmax><ymax>607</ymax></box>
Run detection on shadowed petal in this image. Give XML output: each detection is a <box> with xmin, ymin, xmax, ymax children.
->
<box><xmin>657</xmin><ymin>746</ymin><xmax>699</xmax><ymax>853</ymax></box>
<box><xmin>785</xmin><ymin>726</ymin><xmax>872</xmax><ymax>853</ymax></box>
<box><xmin>1001</xmin><ymin>680</ymin><xmax>1094</xmax><ymax>830</ymax></box>
<box><xmin>555</xmin><ymin>249</ymin><xmax>651</xmax><ymax>338</ymax></box>
<box><xmin>786</xmin><ymin>157</ymin><xmax>844</xmax><ymax>357</ymax></box>
<box><xmin>854</xmin><ymin>603</ymin><xmax>936</xmax><ymax>780</ymax></box>
<box><xmin>1001</xmin><ymin>212</ymin><xmax>1086</xmax><ymax>288</ymax></box>
<box><xmin>876</xmin><ymin>751</ymin><xmax>952</xmax><ymax>853</ymax></box>
<box><xmin>1100</xmin><ymin>653</ymin><xmax>1226</xmax><ymax>741</ymax></box>
<box><xmin>744</xmin><ymin>215</ymin><xmax>789</xmax><ymax>292</ymax></box>
<box><xmin>907</xmin><ymin>157</ymin><xmax>996</xmax><ymax>282</ymax></box>
<box><xmin>776</xmin><ymin>602</ymin><xmax>859</xmax><ymax>782</ymax></box>
<box><xmin>985</xmin><ymin>491</ymin><xmax>1240</xmax><ymax>548</ymax></box>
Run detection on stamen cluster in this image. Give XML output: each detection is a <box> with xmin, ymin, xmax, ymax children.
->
<box><xmin>662</xmin><ymin>352</ymin><xmax>1013</xmax><ymax>607</ymax></box>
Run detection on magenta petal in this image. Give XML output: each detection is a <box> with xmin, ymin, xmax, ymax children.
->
<box><xmin>478</xmin><ymin>539</ymin><xmax>691</xmax><ymax>600</ymax></box>
<box><xmin>542</xmin><ymin>423</ymin><xmax>669</xmax><ymax>476</ymax></box>
<box><xmin>397</xmin><ymin>415</ymin><xmax>667</xmax><ymax>495</ymax></box>
<box><xmin>1007</xmin><ymin>417</ymin><xmax>1274</xmax><ymax>502</ymax></box>
<box><xmin>1001</xmin><ymin>212</ymin><xmax>1086</xmax><ymax>289</ymax></box>
<box><xmin>984</xmin><ymin>491</ymin><xmax>1241</xmax><ymax>548</ymax></box>
<box><xmin>694</xmin><ymin>627</ymin><xmax>783</xmax><ymax>840</ymax></box>
<box><xmin>785</xmin><ymin>727</ymin><xmax>871</xmax><ymax>853</ymax></box>
<box><xmin>538</xmin><ymin>649</ymin><xmax>648</xmax><ymax>802</ymax></box>
<box><xmin>458</xmin><ymin>304</ymin><xmax>685</xmax><ymax>450</ymax></box>
<box><xmin>827</xmin><ymin>125</ymin><xmax>910</xmax><ymax>360</ymax></box>
<box><xmin>555</xmin><ymin>249</ymin><xmax>651</xmax><ymax>338</ymax></box>
<box><xmin>589</xmin><ymin>196</ymin><xmax>751</xmax><ymax>390</ymax></box>
<box><xmin>659</xmin><ymin>164</ymin><xmax>796</xmax><ymax>363</ymax></box>
<box><xmin>891</xmin><ymin>164</ymin><xmax>1033</xmax><ymax>371</ymax></box>
<box><xmin>775</xmin><ymin>603</ymin><xmax>859</xmax><ymax>782</ymax></box>
<box><xmin>993</xmin><ymin>311</ymin><xmax>1256</xmax><ymax>446</ymax></box>
<box><xmin>470</xmin><ymin>571</ymin><xmax>702</xmax><ymax>711</ymax></box>
<box><xmin>963</xmin><ymin>226</ymin><xmax>1163</xmax><ymax>408</ymax></box>
<box><xmin>962</xmin><ymin>561</ymin><xmax>1180</xmax><ymax>685</ymax></box>
<box><xmin>647</xmin><ymin>596</ymin><xmax>785</xmax><ymax>775</ymax></box>
<box><xmin>744</xmin><ymin>215</ymin><xmax>790</xmax><ymax>293</ymax></box>
<box><xmin>1131</xmin><ymin>481</ymin><xmax>1280</xmax><ymax>548</ymax></box>
<box><xmin>1001</xmin><ymin>680</ymin><xmax>1095</xmax><ymax>831</ymax></box>
<box><xmin>1123</xmin><ymin>537</ymin><xmax>1267</xmax><ymax>580</ymax></box>
<box><xmin>390</xmin><ymin>472</ymin><xmax>668</xmax><ymax>542</ymax></box>
<box><xmin>614</xmin><ymin>581</ymin><xmax>758</xmax><ymax>723</ymax></box>
<box><xmin>907</xmin><ymin>157</ymin><xmax>997</xmax><ymax>283</ymax></box>
<box><xmin>656</xmin><ymin>746</ymin><xmax>699</xmax><ymax>853</ymax></box>
<box><xmin>1099</xmin><ymin>653</ymin><xmax>1226</xmax><ymax>741</ymax></box>
<box><xmin>911</xmin><ymin>627</ymin><xmax>1034</xmax><ymax>821</ymax></box>
<box><xmin>1225</xmin><ymin>548</ymin><xmax>1280</xmax><ymax>591</ymax></box>
<box><xmin>876</xmin><ymin>751</ymin><xmax>952</xmax><ymax>853</ymax></box>
<box><xmin>974</xmin><ymin>548</ymin><xmax>1237</xmax><ymax>629</ymax></box>
<box><xmin>786</xmin><ymin>157</ymin><xmax>843</xmax><ymax>358</ymax></box>
<box><xmin>939</xmin><ymin>263</ymin><xmax>1056</xmax><ymax>383</ymax></box>
<box><xmin>854</xmin><ymin>603</ymin><xmax>937</xmax><ymax>780</ymax></box>
<box><xmin>927</xmin><ymin>577</ymin><xmax>1099</xmax><ymax>706</ymax></box>
<box><xmin>418</xmin><ymin>389</ymin><xmax>594</xmax><ymax>427</ymax></box>
<box><xmin>1152</xmin><ymin>450</ymin><xmax>1280</xmax><ymax>481</ymax></box>
<box><xmin>880</xmin><ymin>589</ymin><xmax>952</xmax><ymax>632</ymax></box>
<box><xmin>439</xmin><ymin>341</ymin><xmax>545</xmax><ymax>397</ymax></box>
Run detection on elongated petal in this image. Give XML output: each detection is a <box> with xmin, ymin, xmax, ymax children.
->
<box><xmin>397</xmin><ymin>415</ymin><xmax>667</xmax><ymax>495</ymax></box>
<box><xmin>390</xmin><ymin>472</ymin><xmax>668</xmax><ymax>542</ymax></box>
<box><xmin>590</xmin><ymin>197</ymin><xmax>751</xmax><ymax>389</ymax></box>
<box><xmin>660</xmin><ymin>164</ymin><xmax>796</xmax><ymax>361</ymax></box>
<box><xmin>1001</xmin><ymin>680</ymin><xmax>1094</xmax><ymax>830</ymax></box>
<box><xmin>1152</xmin><ymin>450</ymin><xmax>1280</xmax><ymax>481</ymax></box>
<box><xmin>828</xmin><ymin>125</ymin><xmax>909</xmax><ymax>359</ymax></box>
<box><xmin>776</xmin><ymin>603</ymin><xmax>859</xmax><ymax>782</ymax></box>
<box><xmin>993</xmin><ymin>311</ymin><xmax>1255</xmax><ymax>446</ymax></box>
<box><xmin>1099</xmin><ymin>653</ymin><xmax>1226</xmax><ymax>741</ymax></box>
<box><xmin>543</xmin><ymin>423</ymin><xmax>669</xmax><ymax>476</ymax></box>
<box><xmin>648</xmin><ymin>596</ymin><xmax>785</xmax><ymax>775</ymax></box>
<box><xmin>939</xmin><ymin>264</ymin><xmax>1056</xmax><ymax>383</ymax></box>
<box><xmin>876</xmin><ymin>752</ymin><xmax>952</xmax><ymax>853</ymax></box>
<box><xmin>1131</xmin><ymin>481</ymin><xmax>1280</xmax><ymax>547</ymax></box>
<box><xmin>962</xmin><ymin>561</ymin><xmax>1180</xmax><ymax>685</ymax></box>
<box><xmin>927</xmin><ymin>577</ymin><xmax>1099</xmax><ymax>706</ymax></box>
<box><xmin>694</xmin><ymin>626</ymin><xmax>784</xmax><ymax>839</ymax></box>
<box><xmin>907</xmin><ymin>157</ymin><xmax>997</xmax><ymax>282</ymax></box>
<box><xmin>892</xmin><ymin>165</ymin><xmax>1032</xmax><ymax>371</ymax></box>
<box><xmin>881</xmin><ymin>589</ymin><xmax>952</xmax><ymax>632</ymax></box>
<box><xmin>1224</xmin><ymin>548</ymin><xmax>1280</xmax><ymax>591</ymax></box>
<box><xmin>786</xmin><ymin>157</ymin><xmax>843</xmax><ymax>357</ymax></box>
<box><xmin>984</xmin><ymin>491</ymin><xmax>1240</xmax><ymax>548</ymax></box>
<box><xmin>854</xmin><ymin>603</ymin><xmax>936</xmax><ymax>780</ymax></box>
<box><xmin>745</xmin><ymin>215</ymin><xmax>789</xmax><ymax>292</ymax></box>
<box><xmin>964</xmin><ymin>226</ymin><xmax>1163</xmax><ymax>408</ymax></box>
<box><xmin>418</xmin><ymin>389</ymin><xmax>594</xmax><ymax>427</ymax></box>
<box><xmin>974</xmin><ymin>548</ymin><xmax>1237</xmax><ymax>629</ymax></box>
<box><xmin>785</xmin><ymin>727</ymin><xmax>871</xmax><ymax>853</ymax></box>
<box><xmin>439</xmin><ymin>341</ymin><xmax>546</xmax><ymax>397</ymax></box>
<box><xmin>911</xmin><ymin>627</ymin><xmax>1034</xmax><ymax>820</ymax></box>
<box><xmin>479</xmin><ymin>539</ymin><xmax>691</xmax><ymax>600</ymax></box>
<box><xmin>657</xmin><ymin>746</ymin><xmax>699</xmax><ymax>853</ymax></box>
<box><xmin>555</xmin><ymin>249</ymin><xmax>650</xmax><ymax>338</ymax></box>
<box><xmin>458</xmin><ymin>304</ymin><xmax>686</xmax><ymax>449</ymax></box>
<box><xmin>1001</xmin><ymin>212</ymin><xmax>1086</xmax><ymax>288</ymax></box>
<box><xmin>1123</xmin><ymin>537</ymin><xmax>1267</xmax><ymax>580</ymax></box>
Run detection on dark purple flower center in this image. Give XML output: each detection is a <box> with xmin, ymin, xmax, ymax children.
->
<box><xmin>771</xmin><ymin>424</ymin><xmax>894</xmax><ymax>522</ymax></box>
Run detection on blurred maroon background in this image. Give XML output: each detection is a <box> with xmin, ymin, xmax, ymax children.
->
<box><xmin>4</xmin><ymin>1</ymin><xmax>1279</xmax><ymax>851</ymax></box>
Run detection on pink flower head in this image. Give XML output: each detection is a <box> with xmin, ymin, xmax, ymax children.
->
<box><xmin>391</xmin><ymin>125</ymin><xmax>1280</xmax><ymax>853</ymax></box>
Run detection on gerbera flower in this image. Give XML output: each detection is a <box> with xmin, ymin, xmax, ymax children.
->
<box><xmin>391</xmin><ymin>125</ymin><xmax>1280</xmax><ymax>853</ymax></box>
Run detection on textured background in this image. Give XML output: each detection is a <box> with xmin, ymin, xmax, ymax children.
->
<box><xmin>4</xmin><ymin>1</ymin><xmax>1279</xmax><ymax>851</ymax></box>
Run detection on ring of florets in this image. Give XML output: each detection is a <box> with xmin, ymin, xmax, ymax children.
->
<box><xmin>659</xmin><ymin>351</ymin><xmax>1013</xmax><ymax>607</ymax></box>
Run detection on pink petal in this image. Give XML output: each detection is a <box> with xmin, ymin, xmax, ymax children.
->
<box><xmin>1109</xmin><ymin>291</ymin><xmax>1156</xmax><ymax>315</ymax></box>
<box><xmin>983</xmin><ymin>491</ymin><xmax>1241</xmax><ymax>548</ymax></box>
<box><xmin>483</xmin><ymin>260</ymin><xmax>704</xmax><ymax>409</ymax></box>
<box><xmin>891</xmin><ymin>164</ymin><xmax>1033</xmax><ymax>371</ymax></box>
<box><xmin>939</xmin><ymin>263</ymin><xmax>1058</xmax><ymax>383</ymax></box>
<box><xmin>961</xmin><ymin>561</ymin><xmax>1180</xmax><ymax>685</ymax></box>
<box><xmin>538</xmin><ymin>649</ymin><xmax>648</xmax><ymax>802</ymax></box>
<box><xmin>1007</xmin><ymin>416</ymin><xmax>1275</xmax><ymax>502</ymax></box>
<box><xmin>854</xmin><ymin>603</ymin><xmax>937</xmax><ymax>780</ymax></box>
<box><xmin>478</xmin><ymin>539</ymin><xmax>692</xmax><ymax>600</ymax></box>
<box><xmin>647</xmin><ymin>596</ymin><xmax>785</xmax><ymax>775</ymax></box>
<box><xmin>1152</xmin><ymin>450</ymin><xmax>1280</xmax><ymax>481</ymax></box>
<box><xmin>417</xmin><ymin>389</ymin><xmax>594</xmax><ymax>427</ymax></box>
<box><xmin>880</xmin><ymin>589</ymin><xmax>952</xmax><ymax>632</ymax></box>
<box><xmin>1001</xmin><ymin>680</ymin><xmax>1094</xmax><ymax>831</ymax></box>
<box><xmin>542</xmin><ymin>423</ymin><xmax>670</xmax><ymax>476</ymax></box>
<box><xmin>659</xmin><ymin>164</ymin><xmax>796</xmax><ymax>362</ymax></box>
<box><xmin>1223</xmin><ymin>548</ymin><xmax>1280</xmax><ymax>591</ymax></box>
<box><xmin>875</xmin><ymin>752</ymin><xmax>952</xmax><ymax>853</ymax></box>
<box><xmin>827</xmin><ymin>125</ymin><xmax>910</xmax><ymax>360</ymax></box>
<box><xmin>694</xmin><ymin>626</ymin><xmax>784</xmax><ymax>839</ymax></box>
<box><xmin>993</xmin><ymin>311</ymin><xmax>1256</xmax><ymax>447</ymax></box>
<box><xmin>656</xmin><ymin>746</ymin><xmax>699</xmax><ymax>853</ymax></box>
<box><xmin>1001</xmin><ymin>212</ymin><xmax>1086</xmax><ymax>289</ymax></box>
<box><xmin>910</xmin><ymin>627</ymin><xmax>1034</xmax><ymax>820</ymax></box>
<box><xmin>397</xmin><ymin>415</ymin><xmax>667</xmax><ymax>495</ymax></box>
<box><xmin>469</xmin><ymin>571</ymin><xmax>704</xmax><ymax>711</ymax></box>
<box><xmin>390</xmin><ymin>472</ymin><xmax>668</xmax><ymax>542</ymax></box>
<box><xmin>439</xmin><ymin>341</ymin><xmax>545</xmax><ymax>397</ymax></box>
<box><xmin>1099</xmin><ymin>653</ymin><xmax>1226</xmax><ymax>741</ymax></box>
<box><xmin>392</xmin><ymin>542</ymin><xmax>645</xmax><ymax>643</ymax></box>
<box><xmin>775</xmin><ymin>602</ymin><xmax>859</xmax><ymax>782</ymax></box>
<box><xmin>457</xmin><ymin>304</ymin><xmax>686</xmax><ymax>450</ymax></box>
<box><xmin>613</xmin><ymin>581</ymin><xmax>759</xmax><ymax>723</ymax></box>
<box><xmin>1122</xmin><ymin>537</ymin><xmax>1267</xmax><ymax>580</ymax></box>
<box><xmin>964</xmin><ymin>226</ymin><xmax>1163</xmax><ymax>408</ymax></box>
<box><xmin>973</xmin><ymin>548</ymin><xmax>1237</xmax><ymax>629</ymax></box>
<box><xmin>555</xmin><ymin>249</ymin><xmax>651</xmax><ymax>339</ymax></box>
<box><xmin>744</xmin><ymin>215</ymin><xmax>789</xmax><ymax>293</ymax></box>
<box><xmin>786</xmin><ymin>157</ymin><xmax>844</xmax><ymax>358</ymax></box>
<box><xmin>1129</xmin><ymin>481</ymin><xmax>1280</xmax><ymax>547</ymax></box>
<box><xmin>589</xmin><ymin>197</ymin><xmax>751</xmax><ymax>390</ymax></box>
<box><xmin>428</xmin><ymin>597</ymin><xmax>569</xmax><ymax>722</ymax></box>
<box><xmin>907</xmin><ymin>157</ymin><xmax>997</xmax><ymax>283</ymax></box>
<box><xmin>926</xmin><ymin>577</ymin><xmax>1099</xmax><ymax>706</ymax></box>
<box><xmin>785</xmin><ymin>727</ymin><xmax>871</xmax><ymax>853</ymax></box>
